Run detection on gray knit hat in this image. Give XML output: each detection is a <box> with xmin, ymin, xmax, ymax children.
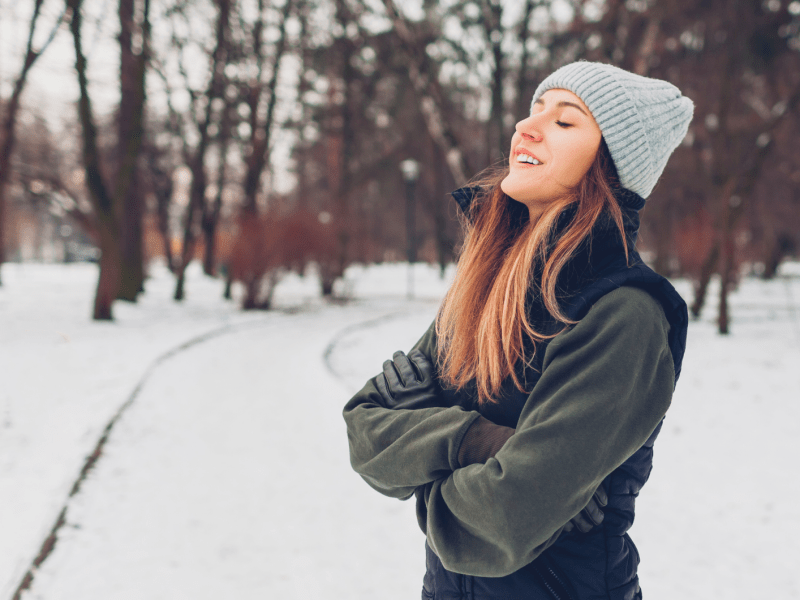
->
<box><xmin>532</xmin><ymin>61</ymin><xmax>694</xmax><ymax>199</ymax></box>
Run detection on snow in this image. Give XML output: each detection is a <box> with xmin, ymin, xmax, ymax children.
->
<box><xmin>0</xmin><ymin>260</ymin><xmax>798</xmax><ymax>599</ymax></box>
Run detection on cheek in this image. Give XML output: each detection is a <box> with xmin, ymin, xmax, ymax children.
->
<box><xmin>556</xmin><ymin>140</ymin><xmax>598</xmax><ymax>186</ymax></box>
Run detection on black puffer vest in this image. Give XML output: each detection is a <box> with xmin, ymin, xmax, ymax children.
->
<box><xmin>422</xmin><ymin>189</ymin><xmax>688</xmax><ymax>600</ymax></box>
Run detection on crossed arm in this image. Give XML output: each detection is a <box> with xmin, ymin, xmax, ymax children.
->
<box><xmin>342</xmin><ymin>287</ymin><xmax>674</xmax><ymax>576</ymax></box>
<box><xmin>375</xmin><ymin>347</ymin><xmax>607</xmax><ymax>534</ymax></box>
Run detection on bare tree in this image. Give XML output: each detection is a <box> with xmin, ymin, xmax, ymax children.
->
<box><xmin>513</xmin><ymin>0</ymin><xmax>541</xmax><ymax>119</ymax></box>
<box><xmin>240</xmin><ymin>0</ymin><xmax>291</xmax><ymax>216</ymax></box>
<box><xmin>172</xmin><ymin>0</ymin><xmax>232</xmax><ymax>301</ymax></box>
<box><xmin>69</xmin><ymin>0</ymin><xmax>121</xmax><ymax>319</ymax></box>
<box><xmin>0</xmin><ymin>0</ymin><xmax>63</xmax><ymax>285</ymax></box>
<box><xmin>480</xmin><ymin>0</ymin><xmax>506</xmax><ymax>165</ymax></box>
<box><xmin>201</xmin><ymin>100</ymin><xmax>232</xmax><ymax>276</ymax></box>
<box><xmin>379</xmin><ymin>0</ymin><xmax>473</xmax><ymax>185</ymax></box>
<box><xmin>67</xmin><ymin>0</ymin><xmax>149</xmax><ymax>319</ymax></box>
<box><xmin>141</xmin><ymin>129</ymin><xmax>177</xmax><ymax>272</ymax></box>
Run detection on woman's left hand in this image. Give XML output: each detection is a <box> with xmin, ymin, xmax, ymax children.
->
<box><xmin>375</xmin><ymin>350</ymin><xmax>441</xmax><ymax>410</ymax></box>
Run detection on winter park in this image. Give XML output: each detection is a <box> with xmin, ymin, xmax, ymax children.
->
<box><xmin>2</xmin><ymin>261</ymin><xmax>800</xmax><ymax>600</ymax></box>
<box><xmin>3</xmin><ymin>0</ymin><xmax>800</xmax><ymax>599</ymax></box>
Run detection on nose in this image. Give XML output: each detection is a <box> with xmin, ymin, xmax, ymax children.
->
<box><xmin>516</xmin><ymin>114</ymin><xmax>543</xmax><ymax>143</ymax></box>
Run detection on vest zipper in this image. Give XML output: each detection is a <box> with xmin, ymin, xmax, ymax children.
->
<box><xmin>545</xmin><ymin>565</ymin><xmax>575</xmax><ymax>600</ymax></box>
<box><xmin>533</xmin><ymin>561</ymin><xmax>576</xmax><ymax>600</ymax></box>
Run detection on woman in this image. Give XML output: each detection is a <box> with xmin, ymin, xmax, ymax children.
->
<box><xmin>343</xmin><ymin>61</ymin><xmax>694</xmax><ymax>600</ymax></box>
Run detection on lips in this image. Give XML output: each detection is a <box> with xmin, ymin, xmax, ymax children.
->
<box><xmin>513</xmin><ymin>146</ymin><xmax>543</xmax><ymax>165</ymax></box>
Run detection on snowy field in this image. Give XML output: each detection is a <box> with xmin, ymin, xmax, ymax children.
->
<box><xmin>1</xmin><ymin>260</ymin><xmax>798</xmax><ymax>600</ymax></box>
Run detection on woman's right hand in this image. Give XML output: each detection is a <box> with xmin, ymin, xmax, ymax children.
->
<box><xmin>375</xmin><ymin>350</ymin><xmax>441</xmax><ymax>410</ymax></box>
<box><xmin>563</xmin><ymin>485</ymin><xmax>608</xmax><ymax>533</ymax></box>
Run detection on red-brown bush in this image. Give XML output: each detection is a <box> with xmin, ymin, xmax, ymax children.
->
<box><xmin>228</xmin><ymin>210</ymin><xmax>338</xmax><ymax>309</ymax></box>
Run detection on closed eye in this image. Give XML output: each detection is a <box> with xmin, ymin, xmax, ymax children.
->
<box><xmin>556</xmin><ymin>121</ymin><xmax>573</xmax><ymax>128</ymax></box>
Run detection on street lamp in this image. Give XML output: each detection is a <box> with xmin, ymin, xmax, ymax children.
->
<box><xmin>400</xmin><ymin>159</ymin><xmax>420</xmax><ymax>299</ymax></box>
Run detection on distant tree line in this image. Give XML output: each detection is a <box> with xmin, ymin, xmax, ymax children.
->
<box><xmin>1</xmin><ymin>0</ymin><xmax>799</xmax><ymax>333</ymax></box>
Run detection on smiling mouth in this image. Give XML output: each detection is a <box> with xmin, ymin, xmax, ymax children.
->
<box><xmin>516</xmin><ymin>153</ymin><xmax>542</xmax><ymax>165</ymax></box>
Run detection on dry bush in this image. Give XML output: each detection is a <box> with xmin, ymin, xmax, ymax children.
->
<box><xmin>228</xmin><ymin>210</ymin><xmax>338</xmax><ymax>309</ymax></box>
<box><xmin>674</xmin><ymin>209</ymin><xmax>716</xmax><ymax>277</ymax></box>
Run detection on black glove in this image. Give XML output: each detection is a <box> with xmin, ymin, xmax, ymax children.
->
<box><xmin>375</xmin><ymin>349</ymin><xmax>440</xmax><ymax>410</ymax></box>
<box><xmin>563</xmin><ymin>485</ymin><xmax>608</xmax><ymax>534</ymax></box>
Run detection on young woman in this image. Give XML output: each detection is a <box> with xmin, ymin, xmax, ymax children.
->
<box><xmin>343</xmin><ymin>61</ymin><xmax>694</xmax><ymax>600</ymax></box>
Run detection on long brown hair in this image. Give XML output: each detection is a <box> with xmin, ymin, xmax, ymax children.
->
<box><xmin>436</xmin><ymin>139</ymin><xmax>628</xmax><ymax>404</ymax></box>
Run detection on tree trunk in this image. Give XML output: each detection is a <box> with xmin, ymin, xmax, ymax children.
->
<box><xmin>513</xmin><ymin>0</ymin><xmax>537</xmax><ymax>120</ymax></box>
<box><xmin>762</xmin><ymin>234</ymin><xmax>792</xmax><ymax>280</ymax></box>
<box><xmin>241</xmin><ymin>0</ymin><xmax>290</xmax><ymax>215</ymax></box>
<box><xmin>717</xmin><ymin>202</ymin><xmax>735</xmax><ymax>335</ymax></box>
<box><xmin>94</xmin><ymin>219</ymin><xmax>122</xmax><ymax>320</ymax></box>
<box><xmin>202</xmin><ymin>218</ymin><xmax>217</xmax><ymax>276</ymax></box>
<box><xmin>117</xmin><ymin>0</ymin><xmax>150</xmax><ymax>301</ymax></box>
<box><xmin>202</xmin><ymin>107</ymin><xmax>230</xmax><ymax>276</ymax></box>
<box><xmin>690</xmin><ymin>242</ymin><xmax>719</xmax><ymax>319</ymax></box>
<box><xmin>482</xmin><ymin>1</ymin><xmax>504</xmax><ymax>165</ymax></box>
<box><xmin>173</xmin><ymin>0</ymin><xmax>230</xmax><ymax>300</ymax></box>
<box><xmin>69</xmin><ymin>0</ymin><xmax>125</xmax><ymax>319</ymax></box>
<box><xmin>717</xmin><ymin>244</ymin><xmax>732</xmax><ymax>335</ymax></box>
<box><xmin>326</xmin><ymin>0</ymin><xmax>357</xmax><ymax>289</ymax></box>
<box><xmin>149</xmin><ymin>152</ymin><xmax>175</xmax><ymax>271</ymax></box>
<box><xmin>174</xmin><ymin>264</ymin><xmax>188</xmax><ymax>302</ymax></box>
<box><xmin>118</xmin><ymin>175</ymin><xmax>145</xmax><ymax>300</ymax></box>
<box><xmin>242</xmin><ymin>277</ymin><xmax>259</xmax><ymax>309</ymax></box>
<box><xmin>223</xmin><ymin>271</ymin><xmax>233</xmax><ymax>299</ymax></box>
<box><xmin>159</xmin><ymin>210</ymin><xmax>175</xmax><ymax>272</ymax></box>
<box><xmin>320</xmin><ymin>275</ymin><xmax>335</xmax><ymax>297</ymax></box>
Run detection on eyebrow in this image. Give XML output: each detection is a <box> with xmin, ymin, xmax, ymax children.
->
<box><xmin>534</xmin><ymin>98</ymin><xmax>588</xmax><ymax>116</ymax></box>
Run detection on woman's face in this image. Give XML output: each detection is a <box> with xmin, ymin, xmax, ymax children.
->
<box><xmin>501</xmin><ymin>89</ymin><xmax>602</xmax><ymax>217</ymax></box>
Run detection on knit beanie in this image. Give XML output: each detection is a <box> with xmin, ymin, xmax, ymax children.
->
<box><xmin>532</xmin><ymin>61</ymin><xmax>694</xmax><ymax>200</ymax></box>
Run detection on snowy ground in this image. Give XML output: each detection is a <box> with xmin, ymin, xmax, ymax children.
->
<box><xmin>1</xmin><ymin>260</ymin><xmax>798</xmax><ymax>600</ymax></box>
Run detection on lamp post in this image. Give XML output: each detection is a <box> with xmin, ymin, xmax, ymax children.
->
<box><xmin>400</xmin><ymin>159</ymin><xmax>420</xmax><ymax>299</ymax></box>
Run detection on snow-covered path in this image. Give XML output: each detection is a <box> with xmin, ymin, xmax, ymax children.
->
<box><xmin>22</xmin><ymin>302</ymin><xmax>440</xmax><ymax>600</ymax></box>
<box><xmin>3</xmin><ymin>262</ymin><xmax>800</xmax><ymax>599</ymax></box>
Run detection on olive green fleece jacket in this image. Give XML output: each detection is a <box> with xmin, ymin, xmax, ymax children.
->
<box><xmin>343</xmin><ymin>286</ymin><xmax>674</xmax><ymax>578</ymax></box>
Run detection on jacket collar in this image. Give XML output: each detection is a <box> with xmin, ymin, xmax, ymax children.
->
<box><xmin>449</xmin><ymin>185</ymin><xmax>644</xmax><ymax>245</ymax></box>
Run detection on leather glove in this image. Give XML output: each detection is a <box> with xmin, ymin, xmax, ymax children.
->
<box><xmin>375</xmin><ymin>349</ymin><xmax>441</xmax><ymax>410</ymax></box>
<box><xmin>563</xmin><ymin>485</ymin><xmax>608</xmax><ymax>534</ymax></box>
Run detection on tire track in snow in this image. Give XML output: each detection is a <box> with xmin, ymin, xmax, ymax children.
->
<box><xmin>322</xmin><ymin>310</ymin><xmax>411</xmax><ymax>385</ymax></box>
<box><xmin>9</xmin><ymin>312</ymin><xmax>294</xmax><ymax>600</ymax></box>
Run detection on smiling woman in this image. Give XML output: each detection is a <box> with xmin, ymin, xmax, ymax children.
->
<box><xmin>343</xmin><ymin>61</ymin><xmax>694</xmax><ymax>600</ymax></box>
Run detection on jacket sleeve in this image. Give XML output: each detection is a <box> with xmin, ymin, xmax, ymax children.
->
<box><xmin>342</xmin><ymin>320</ymin><xmax>482</xmax><ymax>500</ymax></box>
<box><xmin>424</xmin><ymin>286</ymin><xmax>676</xmax><ymax>577</ymax></box>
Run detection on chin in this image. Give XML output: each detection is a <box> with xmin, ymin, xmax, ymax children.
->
<box><xmin>499</xmin><ymin>176</ymin><xmax>516</xmax><ymax>199</ymax></box>
<box><xmin>500</xmin><ymin>177</ymin><xmax>530</xmax><ymax>205</ymax></box>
